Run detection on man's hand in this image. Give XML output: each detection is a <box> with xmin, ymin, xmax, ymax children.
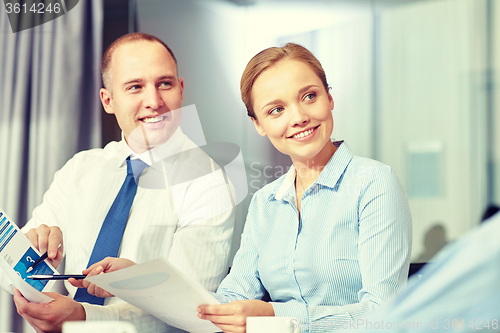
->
<box><xmin>197</xmin><ymin>300</ymin><xmax>275</xmax><ymax>333</ymax></box>
<box><xmin>14</xmin><ymin>289</ymin><xmax>85</xmax><ymax>333</ymax></box>
<box><xmin>25</xmin><ymin>225</ymin><xmax>64</xmax><ymax>269</ymax></box>
<box><xmin>69</xmin><ymin>257</ymin><xmax>137</xmax><ymax>298</ymax></box>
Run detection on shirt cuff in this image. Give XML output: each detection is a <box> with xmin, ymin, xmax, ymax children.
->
<box><xmin>81</xmin><ymin>302</ymin><xmax>118</xmax><ymax>321</ymax></box>
<box><xmin>211</xmin><ymin>292</ymin><xmax>229</xmax><ymax>304</ymax></box>
<box><xmin>270</xmin><ymin>302</ymin><xmax>309</xmax><ymax>333</ymax></box>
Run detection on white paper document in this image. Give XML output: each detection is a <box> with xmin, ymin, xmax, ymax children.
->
<box><xmin>86</xmin><ymin>257</ymin><xmax>221</xmax><ymax>333</ymax></box>
<box><xmin>0</xmin><ymin>208</ymin><xmax>56</xmax><ymax>303</ymax></box>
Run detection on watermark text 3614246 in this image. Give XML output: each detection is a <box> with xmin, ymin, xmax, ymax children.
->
<box><xmin>3</xmin><ymin>0</ymin><xmax>79</xmax><ymax>33</ymax></box>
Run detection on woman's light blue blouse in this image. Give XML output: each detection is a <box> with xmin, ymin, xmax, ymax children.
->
<box><xmin>214</xmin><ymin>142</ymin><xmax>412</xmax><ymax>333</ymax></box>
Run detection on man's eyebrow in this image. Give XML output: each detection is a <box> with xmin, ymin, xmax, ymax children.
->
<box><xmin>122</xmin><ymin>78</ymin><xmax>143</xmax><ymax>87</ymax></box>
<box><xmin>121</xmin><ymin>75</ymin><xmax>177</xmax><ymax>87</ymax></box>
<box><xmin>158</xmin><ymin>75</ymin><xmax>177</xmax><ymax>81</ymax></box>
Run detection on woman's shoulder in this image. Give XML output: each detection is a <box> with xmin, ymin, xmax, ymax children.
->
<box><xmin>342</xmin><ymin>154</ymin><xmax>406</xmax><ymax>196</ymax></box>
<box><xmin>348</xmin><ymin>154</ymin><xmax>394</xmax><ymax>178</ymax></box>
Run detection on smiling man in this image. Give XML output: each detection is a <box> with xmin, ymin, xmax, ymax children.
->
<box><xmin>5</xmin><ymin>33</ymin><xmax>235</xmax><ymax>332</ymax></box>
<box><xmin>100</xmin><ymin>35</ymin><xmax>183</xmax><ymax>153</ymax></box>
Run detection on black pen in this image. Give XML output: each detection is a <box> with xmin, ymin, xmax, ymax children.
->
<box><xmin>27</xmin><ymin>274</ymin><xmax>87</xmax><ymax>280</ymax></box>
<box><xmin>26</xmin><ymin>252</ymin><xmax>49</xmax><ymax>273</ymax></box>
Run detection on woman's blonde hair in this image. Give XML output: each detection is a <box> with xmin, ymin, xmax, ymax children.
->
<box><xmin>240</xmin><ymin>43</ymin><xmax>329</xmax><ymax>119</ymax></box>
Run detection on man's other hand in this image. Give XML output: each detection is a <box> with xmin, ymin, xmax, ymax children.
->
<box><xmin>69</xmin><ymin>257</ymin><xmax>137</xmax><ymax>298</ymax></box>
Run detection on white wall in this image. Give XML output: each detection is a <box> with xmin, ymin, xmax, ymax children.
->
<box><xmin>377</xmin><ymin>0</ymin><xmax>489</xmax><ymax>259</ymax></box>
<box><xmin>493</xmin><ymin>0</ymin><xmax>500</xmax><ymax>205</ymax></box>
<box><xmin>316</xmin><ymin>14</ymin><xmax>374</xmax><ymax>158</ymax></box>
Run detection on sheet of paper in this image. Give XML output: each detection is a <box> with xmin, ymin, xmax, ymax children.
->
<box><xmin>86</xmin><ymin>257</ymin><xmax>221</xmax><ymax>333</ymax></box>
<box><xmin>0</xmin><ymin>208</ymin><xmax>55</xmax><ymax>303</ymax></box>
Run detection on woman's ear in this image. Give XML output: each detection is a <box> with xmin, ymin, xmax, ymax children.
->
<box><xmin>251</xmin><ymin>117</ymin><xmax>267</xmax><ymax>137</ymax></box>
<box><xmin>328</xmin><ymin>92</ymin><xmax>334</xmax><ymax>111</ymax></box>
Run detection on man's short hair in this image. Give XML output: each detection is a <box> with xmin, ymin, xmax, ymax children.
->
<box><xmin>101</xmin><ymin>33</ymin><xmax>178</xmax><ymax>92</ymax></box>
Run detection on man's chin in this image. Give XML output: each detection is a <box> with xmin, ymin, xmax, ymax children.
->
<box><xmin>126</xmin><ymin>120</ymin><xmax>181</xmax><ymax>153</ymax></box>
<box><xmin>127</xmin><ymin>134</ymin><xmax>172</xmax><ymax>153</ymax></box>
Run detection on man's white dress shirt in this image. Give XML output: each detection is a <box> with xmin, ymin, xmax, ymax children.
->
<box><xmin>1</xmin><ymin>128</ymin><xmax>235</xmax><ymax>332</ymax></box>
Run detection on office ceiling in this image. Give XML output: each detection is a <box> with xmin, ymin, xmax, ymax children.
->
<box><xmin>225</xmin><ymin>0</ymin><xmax>430</xmax><ymax>8</ymax></box>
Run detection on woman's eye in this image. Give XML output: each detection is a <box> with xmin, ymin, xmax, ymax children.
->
<box><xmin>304</xmin><ymin>93</ymin><xmax>316</xmax><ymax>101</ymax></box>
<box><xmin>269</xmin><ymin>107</ymin><xmax>284</xmax><ymax>115</ymax></box>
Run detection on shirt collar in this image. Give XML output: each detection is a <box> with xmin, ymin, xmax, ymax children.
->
<box><xmin>272</xmin><ymin>141</ymin><xmax>353</xmax><ymax>201</ymax></box>
<box><xmin>117</xmin><ymin>127</ymin><xmax>186</xmax><ymax>169</ymax></box>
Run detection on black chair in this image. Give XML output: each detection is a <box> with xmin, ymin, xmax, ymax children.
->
<box><xmin>408</xmin><ymin>262</ymin><xmax>426</xmax><ymax>278</ymax></box>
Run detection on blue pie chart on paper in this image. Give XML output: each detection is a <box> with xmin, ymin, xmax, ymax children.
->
<box><xmin>109</xmin><ymin>272</ymin><xmax>170</xmax><ymax>290</ymax></box>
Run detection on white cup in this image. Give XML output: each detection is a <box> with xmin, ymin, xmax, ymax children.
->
<box><xmin>62</xmin><ymin>321</ymin><xmax>137</xmax><ymax>333</ymax></box>
<box><xmin>247</xmin><ymin>316</ymin><xmax>300</xmax><ymax>333</ymax></box>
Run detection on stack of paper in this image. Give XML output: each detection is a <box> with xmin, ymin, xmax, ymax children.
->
<box><xmin>87</xmin><ymin>257</ymin><xmax>222</xmax><ymax>333</ymax></box>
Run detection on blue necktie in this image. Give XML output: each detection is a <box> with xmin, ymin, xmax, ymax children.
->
<box><xmin>74</xmin><ymin>158</ymin><xmax>148</xmax><ymax>305</ymax></box>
